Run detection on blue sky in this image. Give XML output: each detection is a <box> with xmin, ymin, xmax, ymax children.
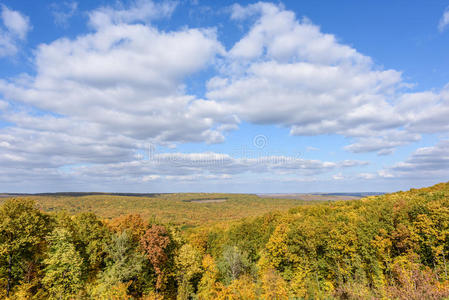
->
<box><xmin>0</xmin><ymin>0</ymin><xmax>448</xmax><ymax>193</ymax></box>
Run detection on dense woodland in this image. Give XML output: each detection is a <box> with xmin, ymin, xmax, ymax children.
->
<box><xmin>0</xmin><ymin>193</ymin><xmax>320</xmax><ymax>227</ymax></box>
<box><xmin>2</xmin><ymin>183</ymin><xmax>449</xmax><ymax>299</ymax></box>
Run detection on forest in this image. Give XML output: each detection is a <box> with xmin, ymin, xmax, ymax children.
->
<box><xmin>0</xmin><ymin>193</ymin><xmax>321</xmax><ymax>227</ymax></box>
<box><xmin>2</xmin><ymin>182</ymin><xmax>449</xmax><ymax>299</ymax></box>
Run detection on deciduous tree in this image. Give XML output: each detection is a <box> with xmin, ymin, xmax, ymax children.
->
<box><xmin>0</xmin><ymin>198</ymin><xmax>50</xmax><ymax>297</ymax></box>
<box><xmin>42</xmin><ymin>228</ymin><xmax>84</xmax><ymax>299</ymax></box>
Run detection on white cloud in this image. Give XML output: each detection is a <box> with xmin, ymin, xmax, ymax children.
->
<box><xmin>378</xmin><ymin>170</ymin><xmax>394</xmax><ymax>178</ymax></box>
<box><xmin>0</xmin><ymin>5</ymin><xmax>30</xmax><ymax>56</ymax></box>
<box><xmin>439</xmin><ymin>7</ymin><xmax>449</xmax><ymax>32</ymax></box>
<box><xmin>228</xmin><ymin>3</ymin><xmax>370</xmax><ymax>65</ymax></box>
<box><xmin>0</xmin><ymin>1</ymin><xmax>239</xmax><ymax>191</ymax></box>
<box><xmin>387</xmin><ymin>140</ymin><xmax>449</xmax><ymax>179</ymax></box>
<box><xmin>0</xmin><ymin>1</ymin><xmax>231</xmax><ymax>145</ymax></box>
<box><xmin>0</xmin><ymin>30</ymin><xmax>16</xmax><ymax>56</ymax></box>
<box><xmin>207</xmin><ymin>2</ymin><xmax>411</xmax><ymax>154</ymax></box>
<box><xmin>51</xmin><ymin>1</ymin><xmax>78</xmax><ymax>28</ymax></box>
<box><xmin>0</xmin><ymin>109</ymin><xmax>368</xmax><ymax>188</ymax></box>
<box><xmin>88</xmin><ymin>0</ymin><xmax>177</xmax><ymax>29</ymax></box>
<box><xmin>2</xmin><ymin>1</ymin><xmax>449</xmax><ymax>191</ymax></box>
<box><xmin>357</xmin><ymin>173</ymin><xmax>376</xmax><ymax>180</ymax></box>
<box><xmin>0</xmin><ymin>99</ymin><xmax>8</xmax><ymax>110</ymax></box>
<box><xmin>333</xmin><ymin>173</ymin><xmax>344</xmax><ymax>180</ymax></box>
<box><xmin>396</xmin><ymin>87</ymin><xmax>449</xmax><ymax>133</ymax></box>
<box><xmin>344</xmin><ymin>131</ymin><xmax>421</xmax><ymax>155</ymax></box>
<box><xmin>1</xmin><ymin>4</ymin><xmax>30</xmax><ymax>39</ymax></box>
<box><xmin>358</xmin><ymin>140</ymin><xmax>449</xmax><ymax>181</ymax></box>
<box><xmin>0</xmin><ymin>120</ymin><xmax>138</xmax><ymax>168</ymax></box>
<box><xmin>68</xmin><ymin>152</ymin><xmax>366</xmax><ymax>184</ymax></box>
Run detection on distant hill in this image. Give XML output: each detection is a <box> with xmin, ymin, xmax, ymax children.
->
<box><xmin>313</xmin><ymin>192</ymin><xmax>385</xmax><ymax>197</ymax></box>
<box><xmin>0</xmin><ymin>193</ymin><xmax>318</xmax><ymax>226</ymax></box>
<box><xmin>257</xmin><ymin>192</ymin><xmax>383</xmax><ymax>201</ymax></box>
<box><xmin>0</xmin><ymin>192</ymin><xmax>162</xmax><ymax>197</ymax></box>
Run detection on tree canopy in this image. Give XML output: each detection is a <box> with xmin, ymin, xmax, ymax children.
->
<box><xmin>2</xmin><ymin>183</ymin><xmax>449</xmax><ymax>298</ymax></box>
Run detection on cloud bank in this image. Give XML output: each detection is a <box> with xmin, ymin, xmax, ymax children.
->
<box><xmin>0</xmin><ymin>1</ymin><xmax>448</xmax><ymax>191</ymax></box>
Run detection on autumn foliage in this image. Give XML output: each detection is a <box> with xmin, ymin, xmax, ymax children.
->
<box><xmin>140</xmin><ymin>225</ymin><xmax>174</xmax><ymax>291</ymax></box>
<box><xmin>2</xmin><ymin>182</ymin><xmax>449</xmax><ymax>298</ymax></box>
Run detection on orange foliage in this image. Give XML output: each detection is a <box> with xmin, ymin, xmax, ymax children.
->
<box><xmin>140</xmin><ymin>225</ymin><xmax>172</xmax><ymax>290</ymax></box>
<box><xmin>109</xmin><ymin>214</ymin><xmax>148</xmax><ymax>242</ymax></box>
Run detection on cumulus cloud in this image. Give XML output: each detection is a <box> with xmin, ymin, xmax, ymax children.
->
<box><xmin>396</xmin><ymin>86</ymin><xmax>449</xmax><ymax>133</ymax></box>
<box><xmin>0</xmin><ymin>1</ymin><xmax>236</xmax><ymax>191</ymax></box>
<box><xmin>0</xmin><ymin>116</ymin><xmax>139</xmax><ymax>168</ymax></box>
<box><xmin>2</xmin><ymin>1</ymin><xmax>449</xmax><ymax>191</ymax></box>
<box><xmin>439</xmin><ymin>7</ymin><xmax>449</xmax><ymax>32</ymax></box>
<box><xmin>344</xmin><ymin>131</ymin><xmax>421</xmax><ymax>155</ymax></box>
<box><xmin>357</xmin><ymin>140</ymin><xmax>449</xmax><ymax>181</ymax></box>
<box><xmin>0</xmin><ymin>1</ymin><xmax>232</xmax><ymax>145</ymax></box>
<box><xmin>0</xmin><ymin>4</ymin><xmax>30</xmax><ymax>56</ymax></box>
<box><xmin>207</xmin><ymin>2</ymin><xmax>412</xmax><ymax>154</ymax></box>
<box><xmin>1</xmin><ymin>4</ymin><xmax>30</xmax><ymax>39</ymax></box>
<box><xmin>227</xmin><ymin>3</ymin><xmax>370</xmax><ymax>65</ymax></box>
<box><xmin>388</xmin><ymin>140</ymin><xmax>449</xmax><ymax>179</ymax></box>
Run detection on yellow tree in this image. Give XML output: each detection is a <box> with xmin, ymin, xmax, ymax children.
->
<box><xmin>197</xmin><ymin>255</ymin><xmax>221</xmax><ymax>300</ymax></box>
<box><xmin>225</xmin><ymin>274</ymin><xmax>258</xmax><ymax>300</ymax></box>
<box><xmin>175</xmin><ymin>244</ymin><xmax>202</xmax><ymax>300</ymax></box>
<box><xmin>42</xmin><ymin>228</ymin><xmax>84</xmax><ymax>299</ymax></box>
<box><xmin>260</xmin><ymin>268</ymin><xmax>289</xmax><ymax>300</ymax></box>
<box><xmin>0</xmin><ymin>198</ymin><xmax>50</xmax><ymax>297</ymax></box>
<box><xmin>264</xmin><ymin>223</ymin><xmax>290</xmax><ymax>270</ymax></box>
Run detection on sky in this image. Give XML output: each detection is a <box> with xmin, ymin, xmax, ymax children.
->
<box><xmin>0</xmin><ymin>0</ymin><xmax>449</xmax><ymax>193</ymax></box>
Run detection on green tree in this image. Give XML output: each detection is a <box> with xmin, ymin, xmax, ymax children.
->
<box><xmin>0</xmin><ymin>198</ymin><xmax>50</xmax><ymax>297</ymax></box>
<box><xmin>42</xmin><ymin>228</ymin><xmax>84</xmax><ymax>299</ymax></box>
<box><xmin>94</xmin><ymin>230</ymin><xmax>146</xmax><ymax>297</ymax></box>
<box><xmin>73</xmin><ymin>212</ymin><xmax>111</xmax><ymax>277</ymax></box>
<box><xmin>217</xmin><ymin>246</ymin><xmax>254</xmax><ymax>285</ymax></box>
